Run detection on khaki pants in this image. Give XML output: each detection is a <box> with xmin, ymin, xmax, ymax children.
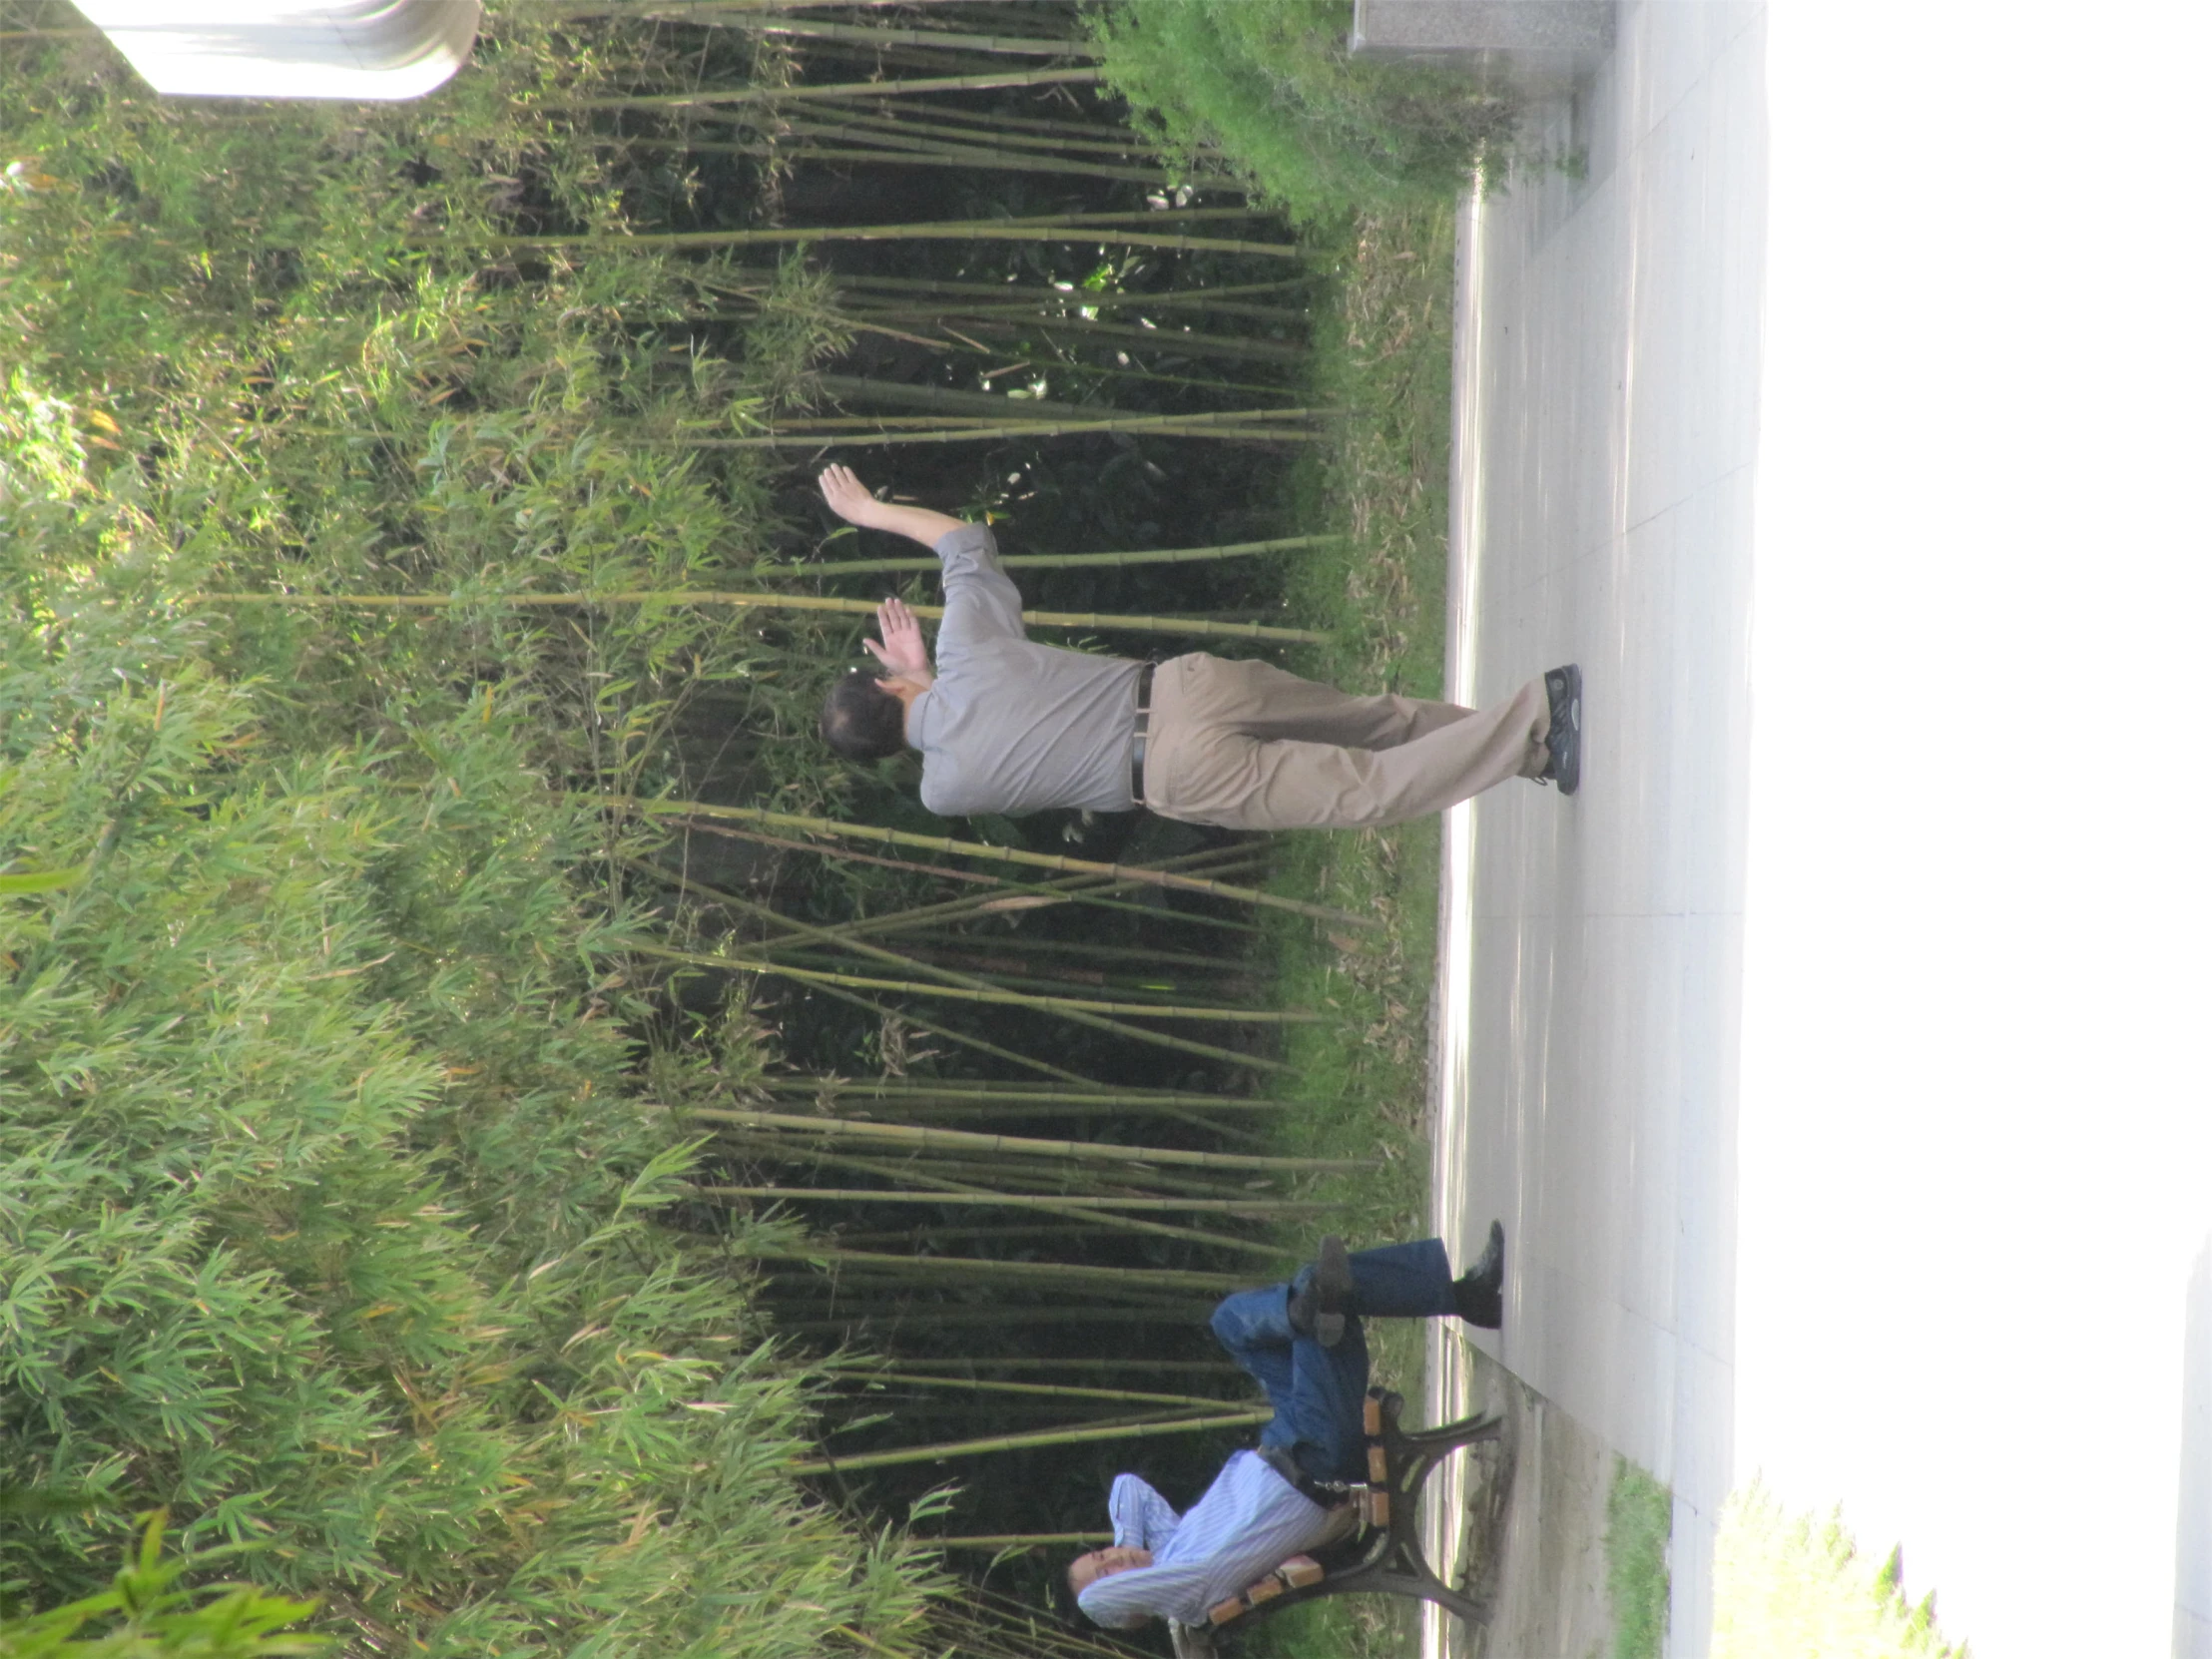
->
<box><xmin>1140</xmin><ymin>654</ymin><xmax>1551</xmax><ymax>831</ymax></box>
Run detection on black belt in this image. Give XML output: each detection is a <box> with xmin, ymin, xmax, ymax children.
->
<box><xmin>1255</xmin><ymin>1443</ymin><xmax>1334</xmax><ymax>1508</ymax></box>
<box><xmin>1129</xmin><ymin>662</ymin><xmax>1157</xmax><ymax>806</ymax></box>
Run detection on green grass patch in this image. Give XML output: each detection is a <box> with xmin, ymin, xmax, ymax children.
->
<box><xmin>1714</xmin><ymin>1484</ymin><xmax>1969</xmax><ymax>1659</ymax></box>
<box><xmin>1240</xmin><ymin>199</ymin><xmax>1460</xmax><ymax>1659</ymax></box>
<box><xmin>1089</xmin><ymin>0</ymin><xmax>1514</xmax><ymax>225</ymax></box>
<box><xmin>1607</xmin><ymin>1457</ymin><xmax>1674</xmax><ymax>1659</ymax></box>
<box><xmin>1264</xmin><ymin>196</ymin><xmax>1459</xmax><ymax>1242</ymax></box>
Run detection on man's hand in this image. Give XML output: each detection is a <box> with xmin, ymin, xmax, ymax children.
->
<box><xmin>819</xmin><ymin>463</ymin><xmax>971</xmax><ymax>551</ymax></box>
<box><xmin>863</xmin><ymin>595</ymin><xmax>932</xmax><ymax>685</ymax></box>
<box><xmin>819</xmin><ymin>463</ymin><xmax>883</xmax><ymax>529</ymax></box>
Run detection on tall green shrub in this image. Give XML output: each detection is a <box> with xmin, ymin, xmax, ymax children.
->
<box><xmin>1086</xmin><ymin>0</ymin><xmax>1516</xmax><ymax>224</ymax></box>
<box><xmin>0</xmin><ymin>6</ymin><xmax>944</xmax><ymax>1643</ymax></box>
<box><xmin>0</xmin><ymin>376</ymin><xmax>936</xmax><ymax>1654</ymax></box>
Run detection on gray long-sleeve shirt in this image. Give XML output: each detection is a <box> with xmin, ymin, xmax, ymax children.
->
<box><xmin>906</xmin><ymin>524</ymin><xmax>1144</xmax><ymax>818</ymax></box>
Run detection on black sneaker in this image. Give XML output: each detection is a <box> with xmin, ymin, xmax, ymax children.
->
<box><xmin>1288</xmin><ymin>1235</ymin><xmax>1355</xmax><ymax>1348</ymax></box>
<box><xmin>1452</xmin><ymin>1221</ymin><xmax>1505</xmax><ymax>1330</ymax></box>
<box><xmin>1539</xmin><ymin>665</ymin><xmax>1581</xmax><ymax>797</ymax></box>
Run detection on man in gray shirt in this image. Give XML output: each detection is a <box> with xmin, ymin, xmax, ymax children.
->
<box><xmin>815</xmin><ymin>465</ymin><xmax>1581</xmax><ymax>827</ymax></box>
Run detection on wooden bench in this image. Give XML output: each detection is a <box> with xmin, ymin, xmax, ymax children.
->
<box><xmin>1170</xmin><ymin>1388</ymin><xmax>1502</xmax><ymax>1658</ymax></box>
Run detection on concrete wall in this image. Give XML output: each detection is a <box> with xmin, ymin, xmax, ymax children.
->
<box><xmin>78</xmin><ymin>0</ymin><xmax>481</xmax><ymax>101</ymax></box>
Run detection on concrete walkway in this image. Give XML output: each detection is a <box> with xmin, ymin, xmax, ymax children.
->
<box><xmin>1426</xmin><ymin>9</ymin><xmax>1768</xmax><ymax>1658</ymax></box>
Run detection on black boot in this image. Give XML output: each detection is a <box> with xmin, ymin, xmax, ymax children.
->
<box><xmin>1537</xmin><ymin>665</ymin><xmax>1581</xmax><ymax>796</ymax></box>
<box><xmin>1285</xmin><ymin>1235</ymin><xmax>1355</xmax><ymax>1348</ymax></box>
<box><xmin>1452</xmin><ymin>1221</ymin><xmax>1505</xmax><ymax>1330</ymax></box>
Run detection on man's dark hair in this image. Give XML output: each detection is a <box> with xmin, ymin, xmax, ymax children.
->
<box><xmin>820</xmin><ymin>669</ymin><xmax>908</xmax><ymax>761</ymax></box>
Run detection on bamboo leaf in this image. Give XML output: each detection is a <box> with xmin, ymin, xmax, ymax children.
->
<box><xmin>0</xmin><ymin>865</ymin><xmax>86</xmax><ymax>895</ymax></box>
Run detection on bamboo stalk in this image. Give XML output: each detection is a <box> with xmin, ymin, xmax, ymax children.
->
<box><xmin>640</xmin><ymin>945</ymin><xmax>1318</xmax><ymax>1024</ymax></box>
<box><xmin>619</xmin><ymin>135</ymin><xmax>1175</xmax><ymax>187</ymax></box>
<box><xmin>715</xmin><ymin>955</ymin><xmax>1101</xmax><ymax>1084</ymax></box>
<box><xmin>855</xmin><ymin>934</ymin><xmax>1258</xmax><ymax>974</ymax></box>
<box><xmin>812</xmin><ymin>273</ymin><xmax>1315</xmax><ymax>305</ymax></box>
<box><xmin>690</xmin><ymin>1107</ymin><xmax>1376</xmax><ymax>1173</ymax></box>
<box><xmin>633</xmin><ymin>884</ymin><xmax>1107</xmax><ymax>1085</ymax></box>
<box><xmin>193</xmin><ymin>589</ymin><xmax>1331</xmax><ymax>646</ymax></box>
<box><xmin>820</xmin><ymin>1372</ymin><xmax>1230</xmax><ymax>1411</ymax></box>
<box><xmin>691</xmin><ymin>14</ymin><xmax>1103</xmax><ymax>57</ymax></box>
<box><xmin>722</xmin><ymin>1150</ymin><xmax>1284</xmax><ymax>1212</ymax></box>
<box><xmin>754</xmin><ymin>1103</ymin><xmax>1266</xmax><ymax>1126</ymax></box>
<box><xmin>442</xmin><ymin>218</ymin><xmax>1300</xmax><ymax>261</ymax></box>
<box><xmin>760</xmin><ymin>1083</ymin><xmax>1278</xmax><ymax>1110</ymax></box>
<box><xmin>705</xmin><ymin>1152</ymin><xmax>1299</xmax><ymax>1257</ymax></box>
<box><xmin>770</xmin><ymin>1306</ymin><xmax>1215</xmax><ymax>1334</ymax></box>
<box><xmin>774</xmin><ymin>1072</ymin><xmax>1258</xmax><ymax>1093</ymax></box>
<box><xmin>764</xmin><ymin>948</ymin><xmax>1233</xmax><ymax>1009</ymax></box>
<box><xmin>625</xmin><ymin>852</ymin><xmax>1243</xmax><ymax>1061</ymax></box>
<box><xmin>714</xmin><ymin>424</ymin><xmax>1311</xmax><ymax>447</ymax></box>
<box><xmin>553</xmin><ymin>66</ymin><xmax>1106</xmax><ymax>110</ymax></box>
<box><xmin>692</xmin><ymin>1186</ymin><xmax>1322</xmax><ymax>1216</ymax></box>
<box><xmin>738</xmin><ymin>103</ymin><xmax>1187</xmax><ymax>162</ymax></box>
<box><xmin>742</xmin><ymin>1144</ymin><xmax>1287</xmax><ymax>1204</ymax></box>
<box><xmin>868</xmin><ymin>291</ymin><xmax>1311</xmax><ymax>327</ymax></box>
<box><xmin>763</xmin><ymin>862</ymin><xmax>1263</xmax><ymax>948</ymax></box>
<box><xmin>691</xmin><ymin>405</ymin><xmax>1319</xmax><ymax>445</ymax></box>
<box><xmin>809</xmin><ymin>370</ymin><xmax>1090</xmax><ymax>418</ymax></box>
<box><xmin>665</xmin><ymin>823</ymin><xmax>1004</xmax><ymax>887</ymax></box>
<box><xmin>752</xmin><ymin>114</ymin><xmax>1174</xmax><ymax>175</ymax></box>
<box><xmin>645</xmin><ymin>943</ymin><xmax>1300</xmax><ymax>1077</ymax></box>
<box><xmin>827</xmin><ymin>1222</ymin><xmax>1123</xmax><ymax>1246</ymax></box>
<box><xmin>763</xmin><ymin>1275</ymin><xmax>1196</xmax><ymax>1315</ymax></box>
<box><xmin>790</xmin><ymin>1408</ymin><xmax>1270</xmax><ymax>1474</ymax></box>
<box><xmin>864</xmin><ymin>309</ymin><xmax>1309</xmax><ymax>366</ymax></box>
<box><xmin>806</xmin><ymin>878</ymin><xmax>1264</xmax><ymax>943</ymax></box>
<box><xmin>924</xmin><ymin>1534</ymin><xmax>1111</xmax><ymax>1550</ymax></box>
<box><xmin>610</xmin><ymin>798</ymin><xmax>1376</xmax><ymax>928</ymax></box>
<box><xmin>763</xmin><ymin>1247</ymin><xmax>1246</xmax><ymax>1293</ymax></box>
<box><xmin>676</xmin><ymin>835</ymin><xmax>1269</xmax><ymax>942</ymax></box>
<box><xmin>839</xmin><ymin>1359</ymin><xmax>1245</xmax><ymax>1376</ymax></box>
<box><xmin>771</xmin><ymin>1068</ymin><xmax>1262</xmax><ymax>1091</ymax></box>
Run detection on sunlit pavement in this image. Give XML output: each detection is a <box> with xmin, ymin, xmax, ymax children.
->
<box><xmin>1429</xmin><ymin>6</ymin><xmax>2212</xmax><ymax>1659</ymax></box>
<box><xmin>1426</xmin><ymin>7</ymin><xmax>1767</xmax><ymax>1658</ymax></box>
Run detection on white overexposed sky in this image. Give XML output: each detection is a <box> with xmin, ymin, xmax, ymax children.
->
<box><xmin>1739</xmin><ymin>5</ymin><xmax>2212</xmax><ymax>1657</ymax></box>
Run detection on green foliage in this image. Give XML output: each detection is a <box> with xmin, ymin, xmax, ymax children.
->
<box><xmin>0</xmin><ymin>9</ymin><xmax>941</xmax><ymax>1649</ymax></box>
<box><xmin>1606</xmin><ymin>1458</ymin><xmax>1673</xmax><ymax>1659</ymax></box>
<box><xmin>1087</xmin><ymin>0</ymin><xmax>1515</xmax><ymax>225</ymax></box>
<box><xmin>0</xmin><ymin>375</ymin><xmax>935</xmax><ymax>1653</ymax></box>
<box><xmin>0</xmin><ymin>1511</ymin><xmax>324</xmax><ymax>1659</ymax></box>
<box><xmin>0</xmin><ymin>6</ymin><xmax>857</xmax><ymax>820</ymax></box>
<box><xmin>1714</xmin><ymin>1484</ymin><xmax>1970</xmax><ymax>1659</ymax></box>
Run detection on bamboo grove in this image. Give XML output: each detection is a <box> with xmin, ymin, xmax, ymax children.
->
<box><xmin>0</xmin><ymin>1</ymin><xmax>1454</xmax><ymax>1652</ymax></box>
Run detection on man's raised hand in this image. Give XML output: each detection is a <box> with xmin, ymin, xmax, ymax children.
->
<box><xmin>818</xmin><ymin>465</ymin><xmax>971</xmax><ymax>551</ymax></box>
<box><xmin>863</xmin><ymin>595</ymin><xmax>932</xmax><ymax>685</ymax></box>
<box><xmin>819</xmin><ymin>463</ymin><xmax>882</xmax><ymax>528</ymax></box>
